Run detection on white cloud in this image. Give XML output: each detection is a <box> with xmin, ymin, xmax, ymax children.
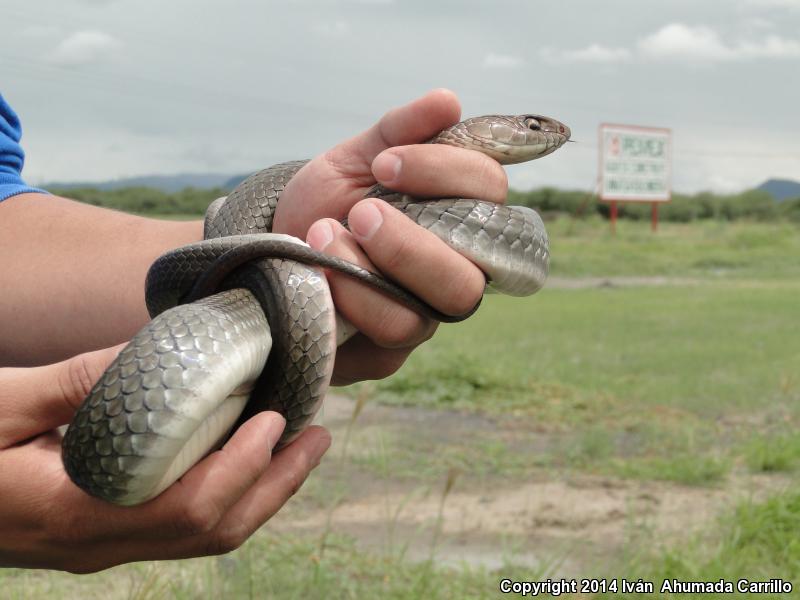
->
<box><xmin>566</xmin><ymin>44</ymin><xmax>632</xmax><ymax>62</ymax></box>
<box><xmin>541</xmin><ymin>43</ymin><xmax>631</xmax><ymax>63</ymax></box>
<box><xmin>482</xmin><ymin>53</ymin><xmax>524</xmax><ymax>69</ymax></box>
<box><xmin>47</xmin><ymin>30</ymin><xmax>121</xmax><ymax>66</ymax></box>
<box><xmin>638</xmin><ymin>23</ymin><xmax>731</xmax><ymax>61</ymax></box>
<box><xmin>544</xmin><ymin>23</ymin><xmax>800</xmax><ymax>66</ymax></box>
<box><xmin>706</xmin><ymin>173</ymin><xmax>751</xmax><ymax>194</ymax></box>
<box><xmin>738</xmin><ymin>33</ymin><xmax>800</xmax><ymax>57</ymax></box>
<box><xmin>638</xmin><ymin>23</ymin><xmax>800</xmax><ymax>61</ymax></box>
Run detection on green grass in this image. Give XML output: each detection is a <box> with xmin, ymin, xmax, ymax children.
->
<box><xmin>343</xmin><ymin>219</ymin><xmax>800</xmax><ymax>486</ymax></box>
<box><xmin>351</xmin><ymin>281</ymin><xmax>800</xmax><ymax>483</ymax></box>
<box><xmin>7</xmin><ymin>492</ymin><xmax>798</xmax><ymax>599</ymax></box>
<box><xmin>363</xmin><ymin>283</ymin><xmax>800</xmax><ymax>417</ymax></box>
<box><xmin>744</xmin><ymin>432</ymin><xmax>800</xmax><ymax>474</ymax></box>
<box><xmin>0</xmin><ymin>531</ymin><xmax>540</xmax><ymax>600</ymax></box>
<box><xmin>5</xmin><ymin>219</ymin><xmax>799</xmax><ymax>596</ymax></box>
<box><xmin>549</xmin><ymin>218</ymin><xmax>800</xmax><ymax>279</ymax></box>
<box><xmin>602</xmin><ymin>488</ymin><xmax>800</xmax><ymax>599</ymax></box>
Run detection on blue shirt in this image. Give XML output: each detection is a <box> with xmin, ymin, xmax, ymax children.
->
<box><xmin>0</xmin><ymin>93</ymin><xmax>47</xmax><ymax>201</ymax></box>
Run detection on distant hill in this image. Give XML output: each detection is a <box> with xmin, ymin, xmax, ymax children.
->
<box><xmin>223</xmin><ymin>174</ymin><xmax>250</xmax><ymax>190</ymax></box>
<box><xmin>43</xmin><ymin>173</ymin><xmax>240</xmax><ymax>193</ymax></box>
<box><xmin>41</xmin><ymin>173</ymin><xmax>800</xmax><ymax>202</ymax></box>
<box><xmin>757</xmin><ymin>179</ymin><xmax>800</xmax><ymax>201</ymax></box>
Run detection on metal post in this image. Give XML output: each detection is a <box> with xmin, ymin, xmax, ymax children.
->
<box><xmin>651</xmin><ymin>202</ymin><xmax>658</xmax><ymax>232</ymax></box>
<box><xmin>610</xmin><ymin>200</ymin><xmax>618</xmax><ymax>235</ymax></box>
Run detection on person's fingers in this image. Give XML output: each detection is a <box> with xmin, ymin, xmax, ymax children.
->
<box><xmin>50</xmin><ymin>411</ymin><xmax>286</xmax><ymax>543</ymax></box>
<box><xmin>307</xmin><ymin>218</ymin><xmax>437</xmax><ymax>348</ymax></box>
<box><xmin>137</xmin><ymin>411</ymin><xmax>286</xmax><ymax>539</ymax></box>
<box><xmin>0</xmin><ymin>344</ymin><xmax>125</xmax><ymax>447</ymax></box>
<box><xmin>6</xmin><ymin>416</ymin><xmax>327</xmax><ymax>571</ymax></box>
<box><xmin>331</xmin><ymin>336</ymin><xmax>413</xmax><ymax>385</ymax></box>
<box><xmin>110</xmin><ymin>426</ymin><xmax>329</xmax><ymax>566</ymax></box>
<box><xmin>275</xmin><ymin>89</ymin><xmax>461</xmax><ymax>237</ymax></box>
<box><xmin>190</xmin><ymin>425</ymin><xmax>331</xmax><ymax>557</ymax></box>
<box><xmin>62</xmin><ymin>426</ymin><xmax>329</xmax><ymax>570</ymax></box>
<box><xmin>372</xmin><ymin>144</ymin><xmax>507</xmax><ymax>204</ymax></box>
<box><xmin>335</xmin><ymin>88</ymin><xmax>461</xmax><ymax>170</ymax></box>
<box><xmin>348</xmin><ymin>200</ymin><xmax>486</xmax><ymax>317</ymax></box>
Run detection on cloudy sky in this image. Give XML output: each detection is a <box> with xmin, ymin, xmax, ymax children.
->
<box><xmin>2</xmin><ymin>0</ymin><xmax>799</xmax><ymax>193</ymax></box>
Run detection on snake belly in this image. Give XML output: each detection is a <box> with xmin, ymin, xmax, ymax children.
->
<box><xmin>62</xmin><ymin>113</ymin><xmax>570</xmax><ymax>505</ymax></box>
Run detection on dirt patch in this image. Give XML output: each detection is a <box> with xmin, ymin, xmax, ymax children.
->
<box><xmin>270</xmin><ymin>394</ymin><xmax>792</xmax><ymax>576</ymax></box>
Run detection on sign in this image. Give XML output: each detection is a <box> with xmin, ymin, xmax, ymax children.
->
<box><xmin>599</xmin><ymin>124</ymin><xmax>672</xmax><ymax>202</ymax></box>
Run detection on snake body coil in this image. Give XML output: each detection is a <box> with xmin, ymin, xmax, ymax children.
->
<box><xmin>62</xmin><ymin>114</ymin><xmax>570</xmax><ymax>505</ymax></box>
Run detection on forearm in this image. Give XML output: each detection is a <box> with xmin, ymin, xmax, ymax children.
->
<box><xmin>0</xmin><ymin>193</ymin><xmax>203</xmax><ymax>366</ymax></box>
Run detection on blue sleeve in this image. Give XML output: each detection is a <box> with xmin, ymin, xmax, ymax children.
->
<box><xmin>0</xmin><ymin>93</ymin><xmax>48</xmax><ymax>202</ymax></box>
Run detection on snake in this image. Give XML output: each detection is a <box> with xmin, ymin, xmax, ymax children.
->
<box><xmin>61</xmin><ymin>114</ymin><xmax>571</xmax><ymax>505</ymax></box>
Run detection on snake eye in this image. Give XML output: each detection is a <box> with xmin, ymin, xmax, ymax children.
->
<box><xmin>523</xmin><ymin>117</ymin><xmax>541</xmax><ymax>131</ymax></box>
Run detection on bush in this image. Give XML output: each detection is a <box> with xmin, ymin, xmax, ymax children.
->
<box><xmin>49</xmin><ymin>186</ymin><xmax>224</xmax><ymax>216</ymax></box>
<box><xmin>779</xmin><ymin>197</ymin><xmax>800</xmax><ymax>222</ymax></box>
<box><xmin>49</xmin><ymin>184</ymin><xmax>796</xmax><ymax>224</ymax></box>
<box><xmin>508</xmin><ymin>187</ymin><xmax>792</xmax><ymax>223</ymax></box>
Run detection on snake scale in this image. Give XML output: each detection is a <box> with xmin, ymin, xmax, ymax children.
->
<box><xmin>62</xmin><ymin>114</ymin><xmax>571</xmax><ymax>505</ymax></box>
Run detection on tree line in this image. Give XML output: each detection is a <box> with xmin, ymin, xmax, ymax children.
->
<box><xmin>51</xmin><ymin>184</ymin><xmax>800</xmax><ymax>223</ymax></box>
<box><xmin>510</xmin><ymin>188</ymin><xmax>800</xmax><ymax>222</ymax></box>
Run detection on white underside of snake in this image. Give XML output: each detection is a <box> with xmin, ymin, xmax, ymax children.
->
<box><xmin>61</xmin><ymin>114</ymin><xmax>570</xmax><ymax>505</ymax></box>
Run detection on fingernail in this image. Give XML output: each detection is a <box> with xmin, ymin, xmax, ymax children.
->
<box><xmin>307</xmin><ymin>220</ymin><xmax>334</xmax><ymax>250</ymax></box>
<box><xmin>373</xmin><ymin>152</ymin><xmax>402</xmax><ymax>184</ymax></box>
<box><xmin>349</xmin><ymin>201</ymin><xmax>383</xmax><ymax>241</ymax></box>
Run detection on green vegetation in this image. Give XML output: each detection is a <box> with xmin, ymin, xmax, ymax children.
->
<box><xmin>549</xmin><ymin>218</ymin><xmax>800</xmax><ymax>279</ymax></box>
<box><xmin>48</xmin><ymin>185</ymin><xmax>225</xmax><ymax>216</ymax></box>
<box><xmin>50</xmin><ymin>183</ymin><xmax>800</xmax><ymax>223</ymax></box>
<box><xmin>744</xmin><ymin>433</ymin><xmax>800</xmax><ymax>474</ymax></box>
<box><xmin>603</xmin><ymin>489</ymin><xmax>800</xmax><ymax>599</ymax></box>
<box><xmin>349</xmin><ymin>278</ymin><xmax>799</xmax><ymax>485</ymax></box>
<box><xmin>0</xmin><ymin>532</ymin><xmax>540</xmax><ymax>599</ymax></box>
<box><xmin>3</xmin><ymin>196</ymin><xmax>798</xmax><ymax>597</ymax></box>
<box><xmin>348</xmin><ymin>218</ymin><xmax>800</xmax><ymax>487</ymax></box>
<box><xmin>509</xmin><ymin>187</ymin><xmax>800</xmax><ymax>223</ymax></box>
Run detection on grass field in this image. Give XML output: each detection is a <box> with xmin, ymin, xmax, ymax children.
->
<box><xmin>549</xmin><ymin>218</ymin><xmax>800</xmax><ymax>279</ymax></box>
<box><xmin>2</xmin><ymin>217</ymin><xmax>799</xmax><ymax>598</ymax></box>
<box><xmin>356</xmin><ymin>219</ymin><xmax>800</xmax><ymax>485</ymax></box>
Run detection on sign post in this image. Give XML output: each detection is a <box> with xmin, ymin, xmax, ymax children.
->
<box><xmin>598</xmin><ymin>124</ymin><xmax>672</xmax><ymax>233</ymax></box>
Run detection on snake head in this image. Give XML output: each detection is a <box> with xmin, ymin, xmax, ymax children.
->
<box><xmin>431</xmin><ymin>114</ymin><xmax>571</xmax><ymax>165</ymax></box>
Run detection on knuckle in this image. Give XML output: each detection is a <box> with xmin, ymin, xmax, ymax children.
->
<box><xmin>377</xmin><ymin>228</ymin><xmax>415</xmax><ymax>275</ymax></box>
<box><xmin>208</xmin><ymin>522</ymin><xmax>249</xmax><ymax>555</ymax></box>
<box><xmin>174</xmin><ymin>500</ymin><xmax>223</xmax><ymax>537</ymax></box>
<box><xmin>474</xmin><ymin>156</ymin><xmax>508</xmax><ymax>202</ymax></box>
<box><xmin>363</xmin><ymin>351</ymin><xmax>409</xmax><ymax>380</ymax></box>
<box><xmin>283</xmin><ymin>463</ymin><xmax>308</xmax><ymax>499</ymax></box>
<box><xmin>440</xmin><ymin>270</ymin><xmax>485</xmax><ymax>316</ymax></box>
<box><xmin>375</xmin><ymin>110</ymin><xmax>397</xmax><ymax>149</ymax></box>
<box><xmin>60</xmin><ymin>354</ymin><xmax>100</xmax><ymax>406</ymax></box>
<box><xmin>323</xmin><ymin>148</ymin><xmax>369</xmax><ymax>185</ymax></box>
<box><xmin>370</xmin><ymin>305</ymin><xmax>430</xmax><ymax>349</ymax></box>
<box><xmin>322</xmin><ymin>148</ymin><xmax>348</xmax><ymax>175</ymax></box>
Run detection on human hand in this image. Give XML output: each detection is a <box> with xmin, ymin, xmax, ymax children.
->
<box><xmin>0</xmin><ymin>346</ymin><xmax>330</xmax><ymax>572</ymax></box>
<box><xmin>273</xmin><ymin>89</ymin><xmax>508</xmax><ymax>385</ymax></box>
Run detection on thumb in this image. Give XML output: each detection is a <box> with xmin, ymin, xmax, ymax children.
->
<box><xmin>274</xmin><ymin>88</ymin><xmax>461</xmax><ymax>237</ymax></box>
<box><xmin>0</xmin><ymin>344</ymin><xmax>125</xmax><ymax>447</ymax></box>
